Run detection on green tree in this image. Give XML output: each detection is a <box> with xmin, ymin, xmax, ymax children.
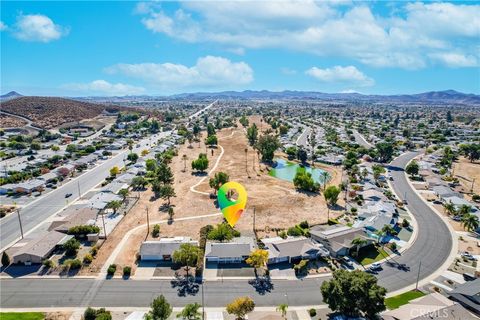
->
<box><xmin>205</xmin><ymin>135</ymin><xmax>218</xmax><ymax>146</ymax></box>
<box><xmin>239</xmin><ymin>115</ymin><xmax>249</xmax><ymax>128</ymax></box>
<box><xmin>106</xmin><ymin>200</ymin><xmax>122</xmax><ymax>214</ymax></box>
<box><xmin>109</xmin><ymin>166</ymin><xmax>120</xmax><ymax>177</ymax></box>
<box><xmin>172</xmin><ymin>243</ymin><xmax>200</xmax><ymax>278</ymax></box>
<box><xmin>462</xmin><ymin>214</ymin><xmax>479</xmax><ymax>232</ymax></box>
<box><xmin>246</xmin><ymin>124</ymin><xmax>258</xmax><ymax>146</ymax></box>
<box><xmin>256</xmin><ymin>134</ymin><xmax>281</xmax><ymax>162</ymax></box>
<box><xmin>131</xmin><ymin>176</ymin><xmax>148</xmax><ymax>190</ymax></box>
<box><xmin>226</xmin><ymin>296</ymin><xmax>255</xmax><ymax>320</ymax></box>
<box><xmin>324</xmin><ymin>185</ymin><xmax>341</xmax><ymax>206</ymax></box>
<box><xmin>158</xmin><ymin>184</ymin><xmax>176</xmax><ymax>205</ymax></box>
<box><xmin>207</xmin><ymin>123</ymin><xmax>216</xmax><ymax>136</ymax></box>
<box><xmin>177</xmin><ymin>303</ymin><xmax>202</xmax><ymax>320</ymax></box>
<box><xmin>209</xmin><ymin>172</ymin><xmax>229</xmax><ymax>194</ymax></box>
<box><xmin>321</xmin><ymin>269</ymin><xmax>386</xmax><ymax>319</ymax></box>
<box><xmin>118</xmin><ymin>188</ymin><xmax>129</xmax><ymax>201</ymax></box>
<box><xmin>293</xmin><ymin>171</ymin><xmax>319</xmax><ymax>192</ymax></box>
<box><xmin>296</xmin><ymin>148</ymin><xmax>308</xmax><ymax>164</ymax></box>
<box><xmin>375</xmin><ymin>142</ymin><xmax>394</xmax><ymax>163</ymax></box>
<box><xmin>157</xmin><ymin>163</ymin><xmax>174</xmax><ymax>185</ymax></box>
<box><xmin>246</xmin><ymin>249</ymin><xmax>269</xmax><ymax>278</ymax></box>
<box><xmin>192</xmin><ymin>154</ymin><xmax>209</xmax><ymax>172</ymax></box>
<box><xmin>2</xmin><ymin>251</ymin><xmax>10</xmax><ymax>266</ymax></box>
<box><xmin>207</xmin><ymin>223</ymin><xmax>240</xmax><ymax>242</ymax></box>
<box><xmin>405</xmin><ymin>160</ymin><xmax>419</xmax><ymax>176</ymax></box>
<box><xmin>145</xmin><ymin>295</ymin><xmax>172</xmax><ymax>320</ymax></box>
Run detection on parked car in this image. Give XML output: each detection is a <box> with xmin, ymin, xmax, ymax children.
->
<box><xmin>342</xmin><ymin>256</ymin><xmax>354</xmax><ymax>268</ymax></box>
<box><xmin>370</xmin><ymin>263</ymin><xmax>383</xmax><ymax>271</ymax></box>
<box><xmin>461</xmin><ymin>252</ymin><xmax>478</xmax><ymax>261</ymax></box>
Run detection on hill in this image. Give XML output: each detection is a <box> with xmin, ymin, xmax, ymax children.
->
<box><xmin>0</xmin><ymin>96</ymin><xmax>127</xmax><ymax>129</ymax></box>
<box><xmin>0</xmin><ymin>91</ymin><xmax>23</xmax><ymax>101</ymax></box>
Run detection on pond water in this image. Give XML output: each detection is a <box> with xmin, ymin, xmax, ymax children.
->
<box><xmin>269</xmin><ymin>158</ymin><xmax>331</xmax><ymax>184</ymax></box>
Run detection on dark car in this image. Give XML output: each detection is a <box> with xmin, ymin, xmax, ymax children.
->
<box><xmin>65</xmin><ymin>193</ymin><xmax>73</xmax><ymax>198</ymax></box>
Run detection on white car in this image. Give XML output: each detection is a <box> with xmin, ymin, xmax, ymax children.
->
<box><xmin>461</xmin><ymin>252</ymin><xmax>478</xmax><ymax>261</ymax></box>
<box><xmin>370</xmin><ymin>263</ymin><xmax>383</xmax><ymax>270</ymax></box>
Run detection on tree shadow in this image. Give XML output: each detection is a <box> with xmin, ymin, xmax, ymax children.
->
<box><xmin>248</xmin><ymin>276</ymin><xmax>274</xmax><ymax>295</ymax></box>
<box><xmin>170</xmin><ymin>274</ymin><xmax>200</xmax><ymax>297</ymax></box>
<box><xmin>191</xmin><ymin>172</ymin><xmax>208</xmax><ymax>177</ymax></box>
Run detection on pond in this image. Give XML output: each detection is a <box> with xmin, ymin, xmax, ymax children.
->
<box><xmin>269</xmin><ymin>158</ymin><xmax>331</xmax><ymax>184</ymax></box>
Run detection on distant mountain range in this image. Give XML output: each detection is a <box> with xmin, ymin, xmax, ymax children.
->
<box><xmin>170</xmin><ymin>89</ymin><xmax>480</xmax><ymax>105</ymax></box>
<box><xmin>1</xmin><ymin>89</ymin><xmax>479</xmax><ymax>106</ymax></box>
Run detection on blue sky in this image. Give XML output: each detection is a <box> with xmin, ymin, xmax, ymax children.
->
<box><xmin>1</xmin><ymin>1</ymin><xmax>479</xmax><ymax>96</ymax></box>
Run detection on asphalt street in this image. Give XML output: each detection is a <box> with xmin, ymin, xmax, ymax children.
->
<box><xmin>0</xmin><ymin>151</ymin><xmax>454</xmax><ymax>308</ymax></box>
<box><xmin>352</xmin><ymin>129</ymin><xmax>373</xmax><ymax>149</ymax></box>
<box><xmin>0</xmin><ymin>131</ymin><xmax>171</xmax><ymax>250</ymax></box>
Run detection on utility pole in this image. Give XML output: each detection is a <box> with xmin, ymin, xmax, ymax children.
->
<box><xmin>146</xmin><ymin>206</ymin><xmax>150</xmax><ymax>235</ymax></box>
<box><xmin>245</xmin><ymin>148</ymin><xmax>248</xmax><ymax>175</ymax></box>
<box><xmin>415</xmin><ymin>260</ymin><xmax>422</xmax><ymax>290</ymax></box>
<box><xmin>77</xmin><ymin>180</ymin><xmax>81</xmax><ymax>199</ymax></box>
<box><xmin>471</xmin><ymin>178</ymin><xmax>476</xmax><ymax>194</ymax></box>
<box><xmin>253</xmin><ymin>206</ymin><xmax>256</xmax><ymax>233</ymax></box>
<box><xmin>201</xmin><ymin>280</ymin><xmax>205</xmax><ymax>320</ymax></box>
<box><xmin>16</xmin><ymin>208</ymin><xmax>24</xmax><ymax>239</ymax></box>
<box><xmin>101</xmin><ymin>211</ymin><xmax>107</xmax><ymax>240</ymax></box>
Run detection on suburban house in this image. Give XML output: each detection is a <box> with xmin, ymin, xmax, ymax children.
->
<box><xmin>448</xmin><ymin>278</ymin><xmax>480</xmax><ymax>315</ymax></box>
<box><xmin>11</xmin><ymin>231</ymin><xmax>74</xmax><ymax>264</ymax></box>
<box><xmin>310</xmin><ymin>225</ymin><xmax>372</xmax><ymax>257</ymax></box>
<box><xmin>382</xmin><ymin>292</ymin><xmax>475</xmax><ymax>320</ymax></box>
<box><xmin>87</xmin><ymin>192</ymin><xmax>123</xmax><ymax>210</ymax></box>
<box><xmin>432</xmin><ymin>185</ymin><xmax>462</xmax><ymax>201</ymax></box>
<box><xmin>205</xmin><ymin>237</ymin><xmax>255</xmax><ymax>264</ymax></box>
<box><xmin>50</xmin><ymin>207</ymin><xmax>99</xmax><ymax>234</ymax></box>
<box><xmin>140</xmin><ymin>237</ymin><xmax>199</xmax><ymax>261</ymax></box>
<box><xmin>261</xmin><ymin>236</ymin><xmax>329</xmax><ymax>264</ymax></box>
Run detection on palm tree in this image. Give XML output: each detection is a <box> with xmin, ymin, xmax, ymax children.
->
<box><xmin>351</xmin><ymin>237</ymin><xmax>368</xmax><ymax>257</ymax></box>
<box><xmin>381</xmin><ymin>224</ymin><xmax>396</xmax><ymax>236</ymax></box>
<box><xmin>321</xmin><ymin>171</ymin><xmax>329</xmax><ymax>191</ymax></box>
<box><xmin>443</xmin><ymin>201</ymin><xmax>456</xmax><ymax>216</ymax></box>
<box><xmin>276</xmin><ymin>304</ymin><xmax>288</xmax><ymax>320</ymax></box>
<box><xmin>374</xmin><ymin>230</ymin><xmax>385</xmax><ymax>244</ymax></box>
<box><xmin>458</xmin><ymin>205</ymin><xmax>472</xmax><ymax>216</ymax></box>
<box><xmin>461</xmin><ymin>214</ymin><xmax>479</xmax><ymax>233</ymax></box>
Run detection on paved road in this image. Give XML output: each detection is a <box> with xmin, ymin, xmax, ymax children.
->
<box><xmin>375</xmin><ymin>151</ymin><xmax>453</xmax><ymax>290</ymax></box>
<box><xmin>0</xmin><ymin>151</ymin><xmax>454</xmax><ymax>308</ymax></box>
<box><xmin>352</xmin><ymin>129</ymin><xmax>373</xmax><ymax>149</ymax></box>
<box><xmin>0</xmin><ymin>131</ymin><xmax>170</xmax><ymax>250</ymax></box>
<box><xmin>0</xmin><ymin>278</ymin><xmax>327</xmax><ymax>308</ymax></box>
<box><xmin>295</xmin><ymin>125</ymin><xmax>311</xmax><ymax>148</ymax></box>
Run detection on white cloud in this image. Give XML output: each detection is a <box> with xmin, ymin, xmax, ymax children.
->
<box><xmin>0</xmin><ymin>21</ymin><xmax>7</xmax><ymax>31</ymax></box>
<box><xmin>105</xmin><ymin>56</ymin><xmax>253</xmax><ymax>89</ymax></box>
<box><xmin>137</xmin><ymin>1</ymin><xmax>480</xmax><ymax>69</ymax></box>
<box><xmin>281</xmin><ymin>67</ymin><xmax>297</xmax><ymax>75</ymax></box>
<box><xmin>13</xmin><ymin>14</ymin><xmax>68</xmax><ymax>42</ymax></box>
<box><xmin>306</xmin><ymin>66</ymin><xmax>374</xmax><ymax>87</ymax></box>
<box><xmin>428</xmin><ymin>53</ymin><xmax>478</xmax><ymax>68</ymax></box>
<box><xmin>62</xmin><ymin>80</ymin><xmax>146</xmax><ymax>96</ymax></box>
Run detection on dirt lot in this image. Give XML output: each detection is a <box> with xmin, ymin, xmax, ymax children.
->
<box><xmin>87</xmin><ymin>116</ymin><xmax>342</xmax><ymax>275</ymax></box>
<box><xmin>453</xmin><ymin>157</ymin><xmax>480</xmax><ymax>198</ymax></box>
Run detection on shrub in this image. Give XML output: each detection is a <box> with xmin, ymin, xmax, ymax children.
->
<box><xmin>63</xmin><ymin>238</ymin><xmax>80</xmax><ymax>256</ymax></box>
<box><xmin>293</xmin><ymin>259</ymin><xmax>308</xmax><ymax>274</ymax></box>
<box><xmin>64</xmin><ymin>259</ymin><xmax>82</xmax><ymax>269</ymax></box>
<box><xmin>90</xmin><ymin>245</ymin><xmax>98</xmax><ymax>256</ymax></box>
<box><xmin>84</xmin><ymin>307</ymin><xmax>112</xmax><ymax>320</ymax></box>
<box><xmin>278</xmin><ymin>231</ymin><xmax>287</xmax><ymax>239</ymax></box>
<box><xmin>107</xmin><ymin>264</ymin><xmax>117</xmax><ymax>276</ymax></box>
<box><xmin>43</xmin><ymin>259</ymin><xmax>54</xmax><ymax>268</ymax></box>
<box><xmin>309</xmin><ymin>308</ymin><xmax>317</xmax><ymax>317</ymax></box>
<box><xmin>83</xmin><ymin>254</ymin><xmax>93</xmax><ymax>264</ymax></box>
<box><xmin>299</xmin><ymin>220</ymin><xmax>309</xmax><ymax>229</ymax></box>
<box><xmin>152</xmin><ymin>224</ymin><xmax>160</xmax><ymax>238</ymax></box>
<box><xmin>287</xmin><ymin>226</ymin><xmax>303</xmax><ymax>237</ymax></box>
<box><xmin>1</xmin><ymin>251</ymin><xmax>10</xmax><ymax>266</ymax></box>
<box><xmin>68</xmin><ymin>225</ymin><xmax>100</xmax><ymax>236</ymax></box>
<box><xmin>123</xmin><ymin>266</ymin><xmax>131</xmax><ymax>277</ymax></box>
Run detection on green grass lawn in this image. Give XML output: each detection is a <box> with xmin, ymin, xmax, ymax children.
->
<box><xmin>355</xmin><ymin>245</ymin><xmax>390</xmax><ymax>265</ymax></box>
<box><xmin>385</xmin><ymin>290</ymin><xmax>426</xmax><ymax>310</ymax></box>
<box><xmin>0</xmin><ymin>313</ymin><xmax>44</xmax><ymax>320</ymax></box>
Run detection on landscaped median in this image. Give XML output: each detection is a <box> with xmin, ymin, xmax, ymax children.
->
<box><xmin>385</xmin><ymin>290</ymin><xmax>426</xmax><ymax>310</ymax></box>
<box><xmin>0</xmin><ymin>312</ymin><xmax>45</xmax><ymax>320</ymax></box>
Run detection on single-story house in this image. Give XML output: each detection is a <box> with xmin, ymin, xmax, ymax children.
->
<box><xmin>448</xmin><ymin>278</ymin><xmax>480</xmax><ymax>316</ymax></box>
<box><xmin>443</xmin><ymin>196</ymin><xmax>478</xmax><ymax>212</ymax></box>
<box><xmin>51</xmin><ymin>207</ymin><xmax>99</xmax><ymax>234</ymax></box>
<box><xmin>433</xmin><ymin>186</ymin><xmax>462</xmax><ymax>201</ymax></box>
<box><xmin>310</xmin><ymin>225</ymin><xmax>372</xmax><ymax>257</ymax></box>
<box><xmin>12</xmin><ymin>231</ymin><xmax>73</xmax><ymax>264</ymax></box>
<box><xmin>382</xmin><ymin>292</ymin><xmax>474</xmax><ymax>320</ymax></box>
<box><xmin>262</xmin><ymin>236</ymin><xmax>329</xmax><ymax>264</ymax></box>
<box><xmin>38</xmin><ymin>172</ymin><xmax>59</xmax><ymax>183</ymax></box>
<box><xmin>87</xmin><ymin>192</ymin><xmax>123</xmax><ymax>210</ymax></box>
<box><xmin>101</xmin><ymin>181</ymin><xmax>129</xmax><ymax>194</ymax></box>
<box><xmin>140</xmin><ymin>237</ymin><xmax>199</xmax><ymax>261</ymax></box>
<box><xmin>205</xmin><ymin>237</ymin><xmax>255</xmax><ymax>264</ymax></box>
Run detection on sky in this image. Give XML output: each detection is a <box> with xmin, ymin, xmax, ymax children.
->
<box><xmin>1</xmin><ymin>0</ymin><xmax>479</xmax><ymax>96</ymax></box>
